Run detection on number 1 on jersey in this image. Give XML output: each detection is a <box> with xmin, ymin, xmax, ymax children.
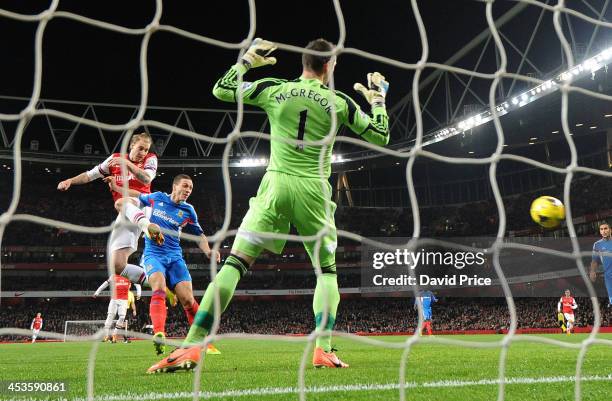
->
<box><xmin>296</xmin><ymin>109</ymin><xmax>307</xmax><ymax>150</ymax></box>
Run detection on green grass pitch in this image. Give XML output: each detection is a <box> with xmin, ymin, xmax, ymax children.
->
<box><xmin>0</xmin><ymin>334</ymin><xmax>611</xmax><ymax>401</ymax></box>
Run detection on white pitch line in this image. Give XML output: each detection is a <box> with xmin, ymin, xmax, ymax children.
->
<box><xmin>61</xmin><ymin>375</ymin><xmax>612</xmax><ymax>401</ymax></box>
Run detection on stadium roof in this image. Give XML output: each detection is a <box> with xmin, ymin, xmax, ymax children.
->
<box><xmin>0</xmin><ymin>0</ymin><xmax>610</xmax><ymax>164</ymax></box>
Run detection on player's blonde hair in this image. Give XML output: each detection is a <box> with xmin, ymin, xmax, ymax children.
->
<box><xmin>129</xmin><ymin>131</ymin><xmax>152</xmax><ymax>148</ymax></box>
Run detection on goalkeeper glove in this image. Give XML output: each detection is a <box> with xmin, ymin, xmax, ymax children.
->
<box><xmin>242</xmin><ymin>38</ymin><xmax>277</xmax><ymax>69</ymax></box>
<box><xmin>353</xmin><ymin>72</ymin><xmax>389</xmax><ymax>108</ymax></box>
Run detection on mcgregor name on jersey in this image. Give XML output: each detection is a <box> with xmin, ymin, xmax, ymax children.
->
<box><xmin>274</xmin><ymin>89</ymin><xmax>333</xmax><ymax>114</ymax></box>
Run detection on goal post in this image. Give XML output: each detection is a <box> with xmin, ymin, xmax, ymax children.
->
<box><xmin>63</xmin><ymin>320</ymin><xmax>127</xmax><ymax>342</ymax></box>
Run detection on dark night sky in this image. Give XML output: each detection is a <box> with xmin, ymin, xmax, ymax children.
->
<box><xmin>0</xmin><ymin>0</ymin><xmax>515</xmax><ymax>108</ymax></box>
<box><xmin>0</xmin><ymin>0</ymin><xmax>610</xmax><ymax>165</ymax></box>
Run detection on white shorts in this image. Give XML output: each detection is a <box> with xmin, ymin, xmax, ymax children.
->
<box><xmin>32</xmin><ymin>329</ymin><xmax>40</xmax><ymax>335</ymax></box>
<box><xmin>107</xmin><ymin>299</ymin><xmax>128</xmax><ymax>318</ymax></box>
<box><xmin>564</xmin><ymin>312</ymin><xmax>575</xmax><ymax>322</ymax></box>
<box><xmin>108</xmin><ymin>207</ymin><xmax>150</xmax><ymax>252</ymax></box>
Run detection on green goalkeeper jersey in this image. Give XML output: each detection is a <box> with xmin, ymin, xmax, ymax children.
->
<box><xmin>213</xmin><ymin>63</ymin><xmax>390</xmax><ymax>178</ymax></box>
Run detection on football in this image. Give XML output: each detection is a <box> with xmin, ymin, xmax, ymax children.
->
<box><xmin>530</xmin><ymin>196</ymin><xmax>565</xmax><ymax>228</ymax></box>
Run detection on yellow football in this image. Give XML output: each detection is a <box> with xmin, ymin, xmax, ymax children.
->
<box><xmin>530</xmin><ymin>196</ymin><xmax>565</xmax><ymax>228</ymax></box>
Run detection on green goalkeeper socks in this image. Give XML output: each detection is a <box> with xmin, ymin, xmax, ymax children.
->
<box><xmin>183</xmin><ymin>257</ymin><xmax>243</xmax><ymax>346</ymax></box>
<box><xmin>313</xmin><ymin>273</ymin><xmax>340</xmax><ymax>352</ymax></box>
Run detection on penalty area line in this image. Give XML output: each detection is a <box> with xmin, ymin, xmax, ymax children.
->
<box><xmin>69</xmin><ymin>375</ymin><xmax>612</xmax><ymax>401</ymax></box>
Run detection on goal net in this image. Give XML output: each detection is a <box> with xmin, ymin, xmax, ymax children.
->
<box><xmin>1</xmin><ymin>0</ymin><xmax>612</xmax><ymax>400</ymax></box>
<box><xmin>63</xmin><ymin>320</ymin><xmax>132</xmax><ymax>342</ymax></box>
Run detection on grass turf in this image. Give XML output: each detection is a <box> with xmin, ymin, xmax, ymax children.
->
<box><xmin>0</xmin><ymin>334</ymin><xmax>610</xmax><ymax>401</ymax></box>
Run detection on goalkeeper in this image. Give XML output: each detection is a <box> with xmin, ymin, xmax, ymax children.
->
<box><xmin>148</xmin><ymin>38</ymin><xmax>390</xmax><ymax>373</ymax></box>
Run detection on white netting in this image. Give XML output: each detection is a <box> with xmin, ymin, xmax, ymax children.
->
<box><xmin>1</xmin><ymin>1</ymin><xmax>612</xmax><ymax>400</ymax></box>
<box><xmin>63</xmin><ymin>320</ymin><xmax>126</xmax><ymax>342</ymax></box>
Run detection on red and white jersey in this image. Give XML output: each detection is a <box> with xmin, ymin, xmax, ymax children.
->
<box><xmin>559</xmin><ymin>296</ymin><xmax>577</xmax><ymax>314</ymax></box>
<box><xmin>31</xmin><ymin>316</ymin><xmax>43</xmax><ymax>330</ymax></box>
<box><xmin>88</xmin><ymin>152</ymin><xmax>157</xmax><ymax>201</ymax></box>
<box><xmin>111</xmin><ymin>275</ymin><xmax>132</xmax><ymax>300</ymax></box>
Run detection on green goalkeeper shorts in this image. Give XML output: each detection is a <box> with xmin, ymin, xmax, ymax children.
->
<box><xmin>233</xmin><ymin>171</ymin><xmax>337</xmax><ymax>270</ymax></box>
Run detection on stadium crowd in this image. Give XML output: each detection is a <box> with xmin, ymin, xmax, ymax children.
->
<box><xmin>1</xmin><ymin>271</ymin><xmax>359</xmax><ymax>291</ymax></box>
<box><xmin>2</xmin><ymin>164</ymin><xmax>612</xmax><ymax>342</ymax></box>
<box><xmin>1</xmin><ymin>297</ymin><xmax>610</xmax><ymax>341</ymax></box>
<box><xmin>2</xmin><ymin>171</ymin><xmax>612</xmax><ymax>249</ymax></box>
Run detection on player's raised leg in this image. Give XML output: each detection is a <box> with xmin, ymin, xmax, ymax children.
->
<box><xmin>110</xmin><ymin>198</ymin><xmax>164</xmax><ymax>289</ymax></box>
<box><xmin>110</xmin><ymin>246</ymin><xmax>148</xmax><ymax>285</ymax></box>
<box><xmin>114</xmin><ymin>198</ymin><xmax>164</xmax><ymax>246</ymax></box>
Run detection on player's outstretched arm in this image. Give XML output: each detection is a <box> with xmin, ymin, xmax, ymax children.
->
<box><xmin>344</xmin><ymin>72</ymin><xmax>390</xmax><ymax>146</ymax></box>
<box><xmin>93</xmin><ymin>279</ymin><xmax>110</xmax><ymax>298</ymax></box>
<box><xmin>212</xmin><ymin>38</ymin><xmax>278</xmax><ymax>103</ymax></box>
<box><xmin>58</xmin><ymin>154</ymin><xmax>120</xmax><ymax>191</ymax></box>
<box><xmin>198</xmin><ymin>234</ymin><xmax>221</xmax><ymax>263</ymax></box>
<box><xmin>57</xmin><ymin>172</ymin><xmax>91</xmax><ymax>191</ymax></box>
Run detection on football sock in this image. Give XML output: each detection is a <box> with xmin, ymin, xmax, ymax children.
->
<box><xmin>149</xmin><ymin>290</ymin><xmax>167</xmax><ymax>335</ymax></box>
<box><xmin>122</xmin><ymin>202</ymin><xmax>146</xmax><ymax>225</ymax></box>
<box><xmin>184</xmin><ymin>257</ymin><xmax>243</xmax><ymax>346</ymax></box>
<box><xmin>184</xmin><ymin>300</ymin><xmax>199</xmax><ymax>325</ymax></box>
<box><xmin>313</xmin><ymin>273</ymin><xmax>340</xmax><ymax>353</ymax></box>
<box><xmin>120</xmin><ymin>263</ymin><xmax>147</xmax><ymax>285</ymax></box>
<box><xmin>120</xmin><ymin>201</ymin><xmax>154</xmax><ymax>235</ymax></box>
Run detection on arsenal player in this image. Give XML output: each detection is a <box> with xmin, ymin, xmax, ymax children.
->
<box><xmin>57</xmin><ymin>132</ymin><xmax>163</xmax><ymax>285</ymax></box>
<box><xmin>557</xmin><ymin>289</ymin><xmax>578</xmax><ymax>334</ymax></box>
<box><xmin>30</xmin><ymin>312</ymin><xmax>43</xmax><ymax>343</ymax></box>
<box><xmin>93</xmin><ymin>275</ymin><xmax>139</xmax><ymax>343</ymax></box>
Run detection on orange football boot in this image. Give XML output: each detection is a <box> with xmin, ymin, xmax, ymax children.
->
<box><xmin>312</xmin><ymin>347</ymin><xmax>349</xmax><ymax>368</ymax></box>
<box><xmin>147</xmin><ymin>347</ymin><xmax>201</xmax><ymax>374</ymax></box>
<box><xmin>206</xmin><ymin>343</ymin><xmax>221</xmax><ymax>355</ymax></box>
